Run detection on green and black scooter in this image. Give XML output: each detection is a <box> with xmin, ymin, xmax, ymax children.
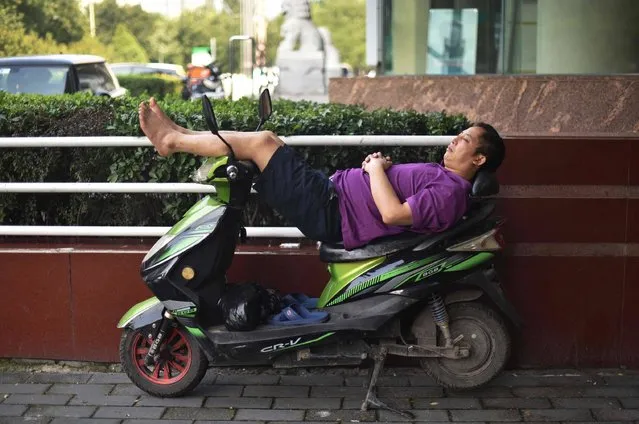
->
<box><xmin>117</xmin><ymin>89</ymin><xmax>521</xmax><ymax>418</ymax></box>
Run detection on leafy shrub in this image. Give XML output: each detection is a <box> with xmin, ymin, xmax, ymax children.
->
<box><xmin>0</xmin><ymin>92</ymin><xmax>469</xmax><ymax>228</ymax></box>
<box><xmin>117</xmin><ymin>74</ymin><xmax>184</xmax><ymax>99</ymax></box>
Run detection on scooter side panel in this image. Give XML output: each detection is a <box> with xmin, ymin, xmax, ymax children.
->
<box><xmin>318</xmin><ymin>257</ymin><xmax>385</xmax><ymax>307</ymax></box>
<box><xmin>167</xmin><ymin>195</ymin><xmax>226</xmax><ymax>236</ymax></box>
<box><xmin>143</xmin><ymin>202</ymin><xmax>227</xmax><ymax>269</ymax></box>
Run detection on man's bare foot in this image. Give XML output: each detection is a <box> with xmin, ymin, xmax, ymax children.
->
<box><xmin>149</xmin><ymin>97</ymin><xmax>199</xmax><ymax>135</ymax></box>
<box><xmin>139</xmin><ymin>101</ymin><xmax>180</xmax><ymax>156</ymax></box>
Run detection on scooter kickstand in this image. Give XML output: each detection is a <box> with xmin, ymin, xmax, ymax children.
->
<box><xmin>361</xmin><ymin>346</ymin><xmax>415</xmax><ymax>419</ymax></box>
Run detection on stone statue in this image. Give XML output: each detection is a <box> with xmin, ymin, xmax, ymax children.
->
<box><xmin>277</xmin><ymin>0</ymin><xmax>324</xmax><ymax>54</ymax></box>
<box><xmin>275</xmin><ymin>0</ymin><xmax>328</xmax><ymax>97</ymax></box>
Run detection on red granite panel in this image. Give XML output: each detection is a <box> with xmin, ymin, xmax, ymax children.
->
<box><xmin>498</xmin><ymin>256</ymin><xmax>624</xmax><ymax>367</ymax></box>
<box><xmin>496</xmin><ymin>199</ymin><xmax>627</xmax><ymax>243</ymax></box>
<box><xmin>0</xmin><ymin>253</ymin><xmax>73</xmax><ymax>359</ymax></box>
<box><xmin>70</xmin><ymin>252</ymin><xmax>150</xmax><ymax>362</ymax></box>
<box><xmin>498</xmin><ymin>138</ymin><xmax>631</xmax><ymax>186</ymax></box>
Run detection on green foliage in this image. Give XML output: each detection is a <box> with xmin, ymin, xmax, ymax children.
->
<box><xmin>311</xmin><ymin>0</ymin><xmax>366</xmax><ymax>72</ymax></box>
<box><xmin>0</xmin><ymin>92</ymin><xmax>469</xmax><ymax>227</ymax></box>
<box><xmin>11</xmin><ymin>0</ymin><xmax>86</xmax><ymax>44</ymax></box>
<box><xmin>166</xmin><ymin>7</ymin><xmax>240</xmax><ymax>70</ymax></box>
<box><xmin>110</xmin><ymin>24</ymin><xmax>149</xmax><ymax>63</ymax></box>
<box><xmin>265</xmin><ymin>14</ymin><xmax>284</xmax><ymax>66</ymax></box>
<box><xmin>63</xmin><ymin>34</ymin><xmax>115</xmax><ymax>59</ymax></box>
<box><xmin>94</xmin><ymin>0</ymin><xmax>161</xmax><ymax>60</ymax></box>
<box><xmin>0</xmin><ymin>5</ymin><xmax>64</xmax><ymax>56</ymax></box>
<box><xmin>118</xmin><ymin>75</ymin><xmax>184</xmax><ymax>99</ymax></box>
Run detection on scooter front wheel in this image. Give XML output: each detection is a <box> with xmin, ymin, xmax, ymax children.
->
<box><xmin>420</xmin><ymin>302</ymin><xmax>510</xmax><ymax>390</ymax></box>
<box><xmin>119</xmin><ymin>325</ymin><xmax>208</xmax><ymax>397</ymax></box>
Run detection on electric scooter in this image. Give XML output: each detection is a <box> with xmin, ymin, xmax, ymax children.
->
<box><xmin>117</xmin><ymin>89</ymin><xmax>521</xmax><ymax>418</ymax></box>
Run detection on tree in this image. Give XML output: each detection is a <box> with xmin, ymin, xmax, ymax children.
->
<box><xmin>94</xmin><ymin>0</ymin><xmax>161</xmax><ymax>60</ymax></box>
<box><xmin>0</xmin><ymin>5</ymin><xmax>28</xmax><ymax>56</ymax></box>
<box><xmin>311</xmin><ymin>0</ymin><xmax>366</xmax><ymax>72</ymax></box>
<box><xmin>12</xmin><ymin>0</ymin><xmax>85</xmax><ymax>44</ymax></box>
<box><xmin>110</xmin><ymin>24</ymin><xmax>149</xmax><ymax>63</ymax></box>
<box><xmin>64</xmin><ymin>35</ymin><xmax>115</xmax><ymax>60</ymax></box>
<box><xmin>164</xmin><ymin>7</ymin><xmax>240</xmax><ymax>69</ymax></box>
<box><xmin>0</xmin><ymin>5</ymin><xmax>62</xmax><ymax>56</ymax></box>
<box><xmin>265</xmin><ymin>14</ymin><xmax>284</xmax><ymax>66</ymax></box>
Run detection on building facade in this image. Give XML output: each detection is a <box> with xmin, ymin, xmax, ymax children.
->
<box><xmin>366</xmin><ymin>0</ymin><xmax>639</xmax><ymax>76</ymax></box>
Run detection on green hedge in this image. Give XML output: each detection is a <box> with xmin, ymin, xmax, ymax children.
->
<box><xmin>0</xmin><ymin>92</ymin><xmax>469</xmax><ymax>228</ymax></box>
<box><xmin>117</xmin><ymin>74</ymin><xmax>184</xmax><ymax>99</ymax></box>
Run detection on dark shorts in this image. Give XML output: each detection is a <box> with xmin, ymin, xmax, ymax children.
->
<box><xmin>253</xmin><ymin>145</ymin><xmax>342</xmax><ymax>243</ymax></box>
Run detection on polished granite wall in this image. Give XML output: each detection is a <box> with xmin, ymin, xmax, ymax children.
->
<box><xmin>329</xmin><ymin>75</ymin><xmax>639</xmax><ymax>135</ymax></box>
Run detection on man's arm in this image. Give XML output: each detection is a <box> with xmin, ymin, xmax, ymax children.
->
<box><xmin>363</xmin><ymin>154</ymin><xmax>413</xmax><ymax>226</ymax></box>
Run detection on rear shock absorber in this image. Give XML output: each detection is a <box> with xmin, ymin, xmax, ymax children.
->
<box><xmin>429</xmin><ymin>294</ymin><xmax>453</xmax><ymax>347</ymax></box>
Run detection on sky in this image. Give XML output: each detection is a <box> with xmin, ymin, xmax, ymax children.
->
<box><xmin>81</xmin><ymin>0</ymin><xmax>283</xmax><ymax>19</ymax></box>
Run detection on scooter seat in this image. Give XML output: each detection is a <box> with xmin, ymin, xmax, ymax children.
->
<box><xmin>319</xmin><ymin>202</ymin><xmax>496</xmax><ymax>263</ymax></box>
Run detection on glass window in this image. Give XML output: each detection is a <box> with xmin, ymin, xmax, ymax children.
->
<box><xmin>0</xmin><ymin>66</ymin><xmax>69</xmax><ymax>95</ymax></box>
<box><xmin>428</xmin><ymin>0</ymin><xmax>502</xmax><ymax>74</ymax></box>
<box><xmin>109</xmin><ymin>65</ymin><xmax>133</xmax><ymax>76</ymax></box>
<box><xmin>380</xmin><ymin>0</ymin><xmax>638</xmax><ymax>75</ymax></box>
<box><xmin>75</xmin><ymin>63</ymin><xmax>117</xmax><ymax>93</ymax></box>
<box><xmin>502</xmin><ymin>0</ymin><xmax>639</xmax><ymax>74</ymax></box>
<box><xmin>381</xmin><ymin>0</ymin><xmax>393</xmax><ymax>74</ymax></box>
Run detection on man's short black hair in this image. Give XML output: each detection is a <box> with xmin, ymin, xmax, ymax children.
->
<box><xmin>473</xmin><ymin>122</ymin><xmax>505</xmax><ymax>172</ymax></box>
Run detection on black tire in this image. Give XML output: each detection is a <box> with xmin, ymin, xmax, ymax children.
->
<box><xmin>419</xmin><ymin>302</ymin><xmax>510</xmax><ymax>390</ymax></box>
<box><xmin>119</xmin><ymin>325</ymin><xmax>208</xmax><ymax>397</ymax></box>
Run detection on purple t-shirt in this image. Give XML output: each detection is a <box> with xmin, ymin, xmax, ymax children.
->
<box><xmin>330</xmin><ymin>163</ymin><xmax>471</xmax><ymax>250</ymax></box>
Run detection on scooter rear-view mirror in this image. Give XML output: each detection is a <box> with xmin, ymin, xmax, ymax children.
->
<box><xmin>202</xmin><ymin>95</ymin><xmax>219</xmax><ymax>134</ymax></box>
<box><xmin>201</xmin><ymin>94</ymin><xmax>235</xmax><ymax>160</ymax></box>
<box><xmin>255</xmin><ymin>89</ymin><xmax>272</xmax><ymax>131</ymax></box>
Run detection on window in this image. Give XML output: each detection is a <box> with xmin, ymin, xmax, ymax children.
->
<box><xmin>429</xmin><ymin>0</ymin><xmax>502</xmax><ymax>74</ymax></box>
<box><xmin>75</xmin><ymin>63</ymin><xmax>117</xmax><ymax>93</ymax></box>
<box><xmin>379</xmin><ymin>0</ymin><xmax>639</xmax><ymax>75</ymax></box>
<box><xmin>0</xmin><ymin>66</ymin><xmax>70</xmax><ymax>95</ymax></box>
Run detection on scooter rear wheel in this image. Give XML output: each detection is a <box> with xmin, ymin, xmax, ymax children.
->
<box><xmin>419</xmin><ymin>302</ymin><xmax>510</xmax><ymax>390</ymax></box>
<box><xmin>119</xmin><ymin>325</ymin><xmax>208</xmax><ymax>397</ymax></box>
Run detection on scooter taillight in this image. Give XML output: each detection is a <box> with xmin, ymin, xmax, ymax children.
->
<box><xmin>446</xmin><ymin>222</ymin><xmax>506</xmax><ymax>252</ymax></box>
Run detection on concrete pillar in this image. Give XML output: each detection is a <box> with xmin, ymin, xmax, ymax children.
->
<box><xmin>536</xmin><ymin>0</ymin><xmax>639</xmax><ymax>73</ymax></box>
<box><xmin>391</xmin><ymin>0</ymin><xmax>430</xmax><ymax>74</ymax></box>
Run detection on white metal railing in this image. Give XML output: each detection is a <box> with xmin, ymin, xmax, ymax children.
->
<box><xmin>0</xmin><ymin>135</ymin><xmax>453</xmax><ymax>148</ymax></box>
<box><xmin>0</xmin><ymin>135</ymin><xmax>451</xmax><ymax>238</ymax></box>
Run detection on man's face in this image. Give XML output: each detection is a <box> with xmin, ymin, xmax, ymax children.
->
<box><xmin>443</xmin><ymin>126</ymin><xmax>486</xmax><ymax>171</ymax></box>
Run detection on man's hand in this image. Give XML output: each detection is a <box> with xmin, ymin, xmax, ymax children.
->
<box><xmin>362</xmin><ymin>152</ymin><xmax>392</xmax><ymax>173</ymax></box>
<box><xmin>363</xmin><ymin>152</ymin><xmax>414</xmax><ymax>227</ymax></box>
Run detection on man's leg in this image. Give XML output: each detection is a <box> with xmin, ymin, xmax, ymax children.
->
<box><xmin>139</xmin><ymin>102</ymin><xmax>283</xmax><ymax>171</ymax></box>
<box><xmin>145</xmin><ymin>98</ymin><xmax>203</xmax><ymax>136</ymax></box>
<box><xmin>139</xmin><ymin>100</ymin><xmax>342</xmax><ymax>243</ymax></box>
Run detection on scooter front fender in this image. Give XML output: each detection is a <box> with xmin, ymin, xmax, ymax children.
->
<box><xmin>117</xmin><ymin>297</ymin><xmax>164</xmax><ymax>330</ymax></box>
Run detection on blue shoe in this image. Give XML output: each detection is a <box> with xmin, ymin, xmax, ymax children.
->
<box><xmin>269</xmin><ymin>303</ymin><xmax>329</xmax><ymax>326</ymax></box>
<box><xmin>281</xmin><ymin>293</ymin><xmax>319</xmax><ymax>309</ymax></box>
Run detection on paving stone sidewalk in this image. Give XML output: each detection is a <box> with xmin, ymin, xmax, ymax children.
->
<box><xmin>1</xmin><ymin>366</ymin><xmax>638</xmax><ymax>424</ymax></box>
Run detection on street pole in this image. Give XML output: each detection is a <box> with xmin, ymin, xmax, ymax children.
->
<box><xmin>89</xmin><ymin>1</ymin><xmax>96</xmax><ymax>37</ymax></box>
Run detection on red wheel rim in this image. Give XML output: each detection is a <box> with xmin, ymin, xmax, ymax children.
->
<box><xmin>132</xmin><ymin>327</ymin><xmax>193</xmax><ymax>385</ymax></box>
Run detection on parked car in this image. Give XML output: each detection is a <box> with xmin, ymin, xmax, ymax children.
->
<box><xmin>109</xmin><ymin>62</ymin><xmax>186</xmax><ymax>79</ymax></box>
<box><xmin>0</xmin><ymin>54</ymin><xmax>126</xmax><ymax>97</ymax></box>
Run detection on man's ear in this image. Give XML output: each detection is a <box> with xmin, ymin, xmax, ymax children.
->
<box><xmin>473</xmin><ymin>154</ymin><xmax>486</xmax><ymax>168</ymax></box>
